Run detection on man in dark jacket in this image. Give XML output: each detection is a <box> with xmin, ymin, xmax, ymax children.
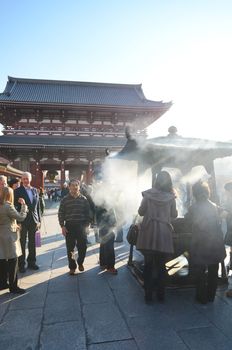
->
<box><xmin>14</xmin><ymin>172</ymin><xmax>41</xmax><ymax>272</ymax></box>
<box><xmin>58</xmin><ymin>179</ymin><xmax>91</xmax><ymax>275</ymax></box>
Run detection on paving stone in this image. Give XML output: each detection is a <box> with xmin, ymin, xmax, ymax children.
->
<box><xmin>51</xmin><ymin>247</ymin><xmax>68</xmax><ymax>269</ymax></box>
<box><xmin>40</xmin><ymin>321</ymin><xmax>86</xmax><ymax>350</ymax></box>
<box><xmin>9</xmin><ymin>283</ymin><xmax>48</xmax><ymax>310</ymax></box>
<box><xmin>44</xmin><ymin>291</ymin><xmax>81</xmax><ymax>324</ymax></box>
<box><xmin>194</xmin><ymin>296</ymin><xmax>232</xmax><ymax>339</ymax></box>
<box><xmin>78</xmin><ymin>276</ymin><xmax>113</xmax><ymax>304</ymax></box>
<box><xmin>40</xmin><ymin>234</ymin><xmax>64</xmax><ymax>246</ymax></box>
<box><xmin>178</xmin><ymin>326</ymin><xmax>232</xmax><ymax>349</ymax></box>
<box><xmin>155</xmin><ymin>291</ymin><xmax>211</xmax><ymax>331</ymax></box>
<box><xmin>128</xmin><ymin>317</ymin><xmax>188</xmax><ymax>350</ymax></box>
<box><xmin>0</xmin><ymin>292</ymin><xmax>11</xmax><ymax>322</ymax></box>
<box><xmin>83</xmin><ymin>302</ymin><xmax>131</xmax><ymax>343</ymax></box>
<box><xmin>48</xmin><ymin>271</ymin><xmax>78</xmax><ymax>293</ymax></box>
<box><xmin>85</xmin><ymin>246</ymin><xmax>100</xmax><ymax>259</ymax></box>
<box><xmin>18</xmin><ymin>269</ymin><xmax>51</xmax><ymax>285</ymax></box>
<box><xmin>77</xmin><ymin>266</ymin><xmax>105</xmax><ymax>279</ymax></box>
<box><xmin>0</xmin><ymin>309</ymin><xmax>43</xmax><ymax>350</ymax></box>
<box><xmin>88</xmin><ymin>340</ymin><xmax>137</xmax><ymax>350</ymax></box>
<box><xmin>105</xmin><ymin>265</ymin><xmax>140</xmax><ymax>291</ymax></box>
<box><xmin>37</xmin><ymin>250</ymin><xmax>56</xmax><ymax>268</ymax></box>
<box><xmin>114</xmin><ymin>288</ymin><xmax>158</xmax><ymax>319</ymax></box>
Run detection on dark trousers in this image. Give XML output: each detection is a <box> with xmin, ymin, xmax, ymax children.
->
<box><xmin>18</xmin><ymin>223</ymin><xmax>37</xmax><ymax>268</ymax></box>
<box><xmin>65</xmin><ymin>224</ymin><xmax>87</xmax><ymax>270</ymax></box>
<box><xmin>194</xmin><ymin>263</ymin><xmax>219</xmax><ymax>303</ymax></box>
<box><xmin>0</xmin><ymin>258</ymin><xmax>18</xmax><ymax>290</ymax></box>
<box><xmin>143</xmin><ymin>252</ymin><xmax>167</xmax><ymax>298</ymax></box>
<box><xmin>99</xmin><ymin>230</ymin><xmax>115</xmax><ymax>268</ymax></box>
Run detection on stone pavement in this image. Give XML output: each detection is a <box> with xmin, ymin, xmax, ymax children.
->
<box><xmin>1</xmin><ymin>202</ymin><xmax>232</xmax><ymax>350</ymax></box>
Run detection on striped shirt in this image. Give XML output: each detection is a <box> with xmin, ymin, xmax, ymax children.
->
<box><xmin>58</xmin><ymin>193</ymin><xmax>91</xmax><ymax>227</ymax></box>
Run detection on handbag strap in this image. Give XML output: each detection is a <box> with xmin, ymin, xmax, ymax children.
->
<box><xmin>132</xmin><ymin>214</ymin><xmax>139</xmax><ymax>225</ymax></box>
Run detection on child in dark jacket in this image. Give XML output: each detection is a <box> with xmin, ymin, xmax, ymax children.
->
<box><xmin>96</xmin><ymin>205</ymin><xmax>117</xmax><ymax>274</ymax></box>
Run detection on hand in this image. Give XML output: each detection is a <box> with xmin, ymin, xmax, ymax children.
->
<box><xmin>18</xmin><ymin>198</ymin><xmax>25</xmax><ymax>205</ymax></box>
<box><xmin>36</xmin><ymin>222</ymin><xmax>41</xmax><ymax>230</ymax></box>
<box><xmin>62</xmin><ymin>226</ymin><xmax>68</xmax><ymax>236</ymax></box>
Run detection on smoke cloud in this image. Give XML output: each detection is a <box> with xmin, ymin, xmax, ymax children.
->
<box><xmin>91</xmin><ymin>158</ymin><xmax>151</xmax><ymax>225</ymax></box>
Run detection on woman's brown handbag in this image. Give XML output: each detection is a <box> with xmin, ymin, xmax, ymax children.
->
<box><xmin>126</xmin><ymin>224</ymin><xmax>139</xmax><ymax>245</ymax></box>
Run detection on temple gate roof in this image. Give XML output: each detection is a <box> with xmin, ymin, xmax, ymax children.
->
<box><xmin>0</xmin><ymin>76</ymin><xmax>171</xmax><ymax>110</ymax></box>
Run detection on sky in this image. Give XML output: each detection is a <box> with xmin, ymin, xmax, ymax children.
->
<box><xmin>1</xmin><ymin>0</ymin><xmax>232</xmax><ymax>141</ymax></box>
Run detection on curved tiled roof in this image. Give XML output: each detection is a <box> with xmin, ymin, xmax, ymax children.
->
<box><xmin>0</xmin><ymin>76</ymin><xmax>171</xmax><ymax>109</ymax></box>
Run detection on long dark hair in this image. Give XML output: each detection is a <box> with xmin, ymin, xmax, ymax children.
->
<box><xmin>154</xmin><ymin>171</ymin><xmax>174</xmax><ymax>193</ymax></box>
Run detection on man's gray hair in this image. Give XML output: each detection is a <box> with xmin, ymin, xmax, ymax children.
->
<box><xmin>21</xmin><ymin>171</ymin><xmax>32</xmax><ymax>181</ymax></box>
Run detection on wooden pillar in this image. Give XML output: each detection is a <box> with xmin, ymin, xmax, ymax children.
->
<box><xmin>86</xmin><ymin>161</ymin><xmax>93</xmax><ymax>184</ymax></box>
<box><xmin>30</xmin><ymin>161</ymin><xmax>43</xmax><ymax>188</ymax></box>
<box><xmin>30</xmin><ymin>161</ymin><xmax>36</xmax><ymax>187</ymax></box>
<box><xmin>60</xmin><ymin>160</ymin><xmax>65</xmax><ymax>185</ymax></box>
<box><xmin>12</xmin><ymin>160</ymin><xmax>21</xmax><ymax>174</ymax></box>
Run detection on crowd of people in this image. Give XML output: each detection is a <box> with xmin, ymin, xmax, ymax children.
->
<box><xmin>1</xmin><ymin>170</ymin><xmax>232</xmax><ymax>305</ymax></box>
<box><xmin>0</xmin><ymin>172</ymin><xmax>119</xmax><ymax>295</ymax></box>
<box><xmin>46</xmin><ymin>183</ymin><xmax>69</xmax><ymax>202</ymax></box>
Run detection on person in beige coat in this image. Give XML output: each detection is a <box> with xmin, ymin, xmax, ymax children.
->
<box><xmin>136</xmin><ymin>171</ymin><xmax>178</xmax><ymax>303</ymax></box>
<box><xmin>0</xmin><ymin>186</ymin><xmax>28</xmax><ymax>294</ymax></box>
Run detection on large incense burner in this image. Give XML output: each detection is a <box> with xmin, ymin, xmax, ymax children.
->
<box><xmin>116</xmin><ymin>127</ymin><xmax>232</xmax><ymax>286</ymax></box>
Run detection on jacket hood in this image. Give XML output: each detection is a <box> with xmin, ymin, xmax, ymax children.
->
<box><xmin>142</xmin><ymin>188</ymin><xmax>175</xmax><ymax>204</ymax></box>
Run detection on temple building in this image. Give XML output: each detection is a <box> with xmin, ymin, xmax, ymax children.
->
<box><xmin>0</xmin><ymin>76</ymin><xmax>171</xmax><ymax>187</ymax></box>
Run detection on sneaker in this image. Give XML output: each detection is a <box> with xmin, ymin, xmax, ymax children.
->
<box><xmin>107</xmin><ymin>267</ymin><xmax>118</xmax><ymax>275</ymax></box>
<box><xmin>78</xmin><ymin>264</ymin><xmax>84</xmax><ymax>272</ymax></box>
<box><xmin>100</xmin><ymin>265</ymin><xmax>107</xmax><ymax>270</ymax></box>
<box><xmin>69</xmin><ymin>269</ymin><xmax>76</xmax><ymax>275</ymax></box>
<box><xmin>28</xmin><ymin>264</ymin><xmax>39</xmax><ymax>270</ymax></box>
<box><xmin>10</xmin><ymin>287</ymin><xmax>26</xmax><ymax>294</ymax></box>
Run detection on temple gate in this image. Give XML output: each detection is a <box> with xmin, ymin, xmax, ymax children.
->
<box><xmin>0</xmin><ymin>76</ymin><xmax>171</xmax><ymax>188</ymax></box>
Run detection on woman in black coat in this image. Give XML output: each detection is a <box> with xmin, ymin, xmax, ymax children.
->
<box><xmin>185</xmin><ymin>181</ymin><xmax>226</xmax><ymax>304</ymax></box>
